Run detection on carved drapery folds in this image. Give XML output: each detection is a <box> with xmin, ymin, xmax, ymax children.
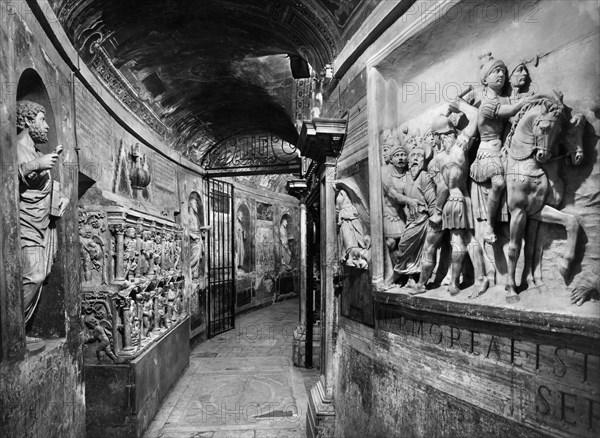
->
<box><xmin>79</xmin><ymin>205</ymin><xmax>185</xmax><ymax>363</ymax></box>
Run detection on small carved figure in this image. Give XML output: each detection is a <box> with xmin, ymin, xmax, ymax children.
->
<box><xmin>140</xmin><ymin>230</ymin><xmax>154</xmax><ymax>275</ymax></box>
<box><xmin>142</xmin><ymin>293</ymin><xmax>154</xmax><ymax>337</ymax></box>
<box><xmin>173</xmin><ymin>235</ymin><xmax>182</xmax><ymax>272</ymax></box>
<box><xmin>80</xmin><ymin>225</ymin><xmax>105</xmax><ymax>283</ymax></box>
<box><xmin>166</xmin><ymin>282</ymin><xmax>177</xmax><ymax>323</ymax></box>
<box><xmin>84</xmin><ymin>315</ymin><xmax>117</xmax><ymax>362</ymax></box>
<box><xmin>123</xmin><ymin>226</ymin><xmax>138</xmax><ymax>280</ymax></box>
<box><xmin>156</xmin><ymin>287</ymin><xmax>168</xmax><ymax>330</ymax></box>
<box><xmin>153</xmin><ymin>234</ymin><xmax>163</xmax><ymax>274</ymax></box>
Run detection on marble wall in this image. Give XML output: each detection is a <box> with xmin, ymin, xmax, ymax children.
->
<box><xmin>321</xmin><ymin>1</ymin><xmax>600</xmax><ymax>437</ymax></box>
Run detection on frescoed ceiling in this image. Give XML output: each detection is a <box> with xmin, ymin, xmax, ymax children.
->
<box><xmin>49</xmin><ymin>0</ymin><xmax>376</xmax><ymax>191</ymax></box>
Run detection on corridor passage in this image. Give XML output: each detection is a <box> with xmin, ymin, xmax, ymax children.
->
<box><xmin>145</xmin><ymin>298</ymin><xmax>319</xmax><ymax>438</ymax></box>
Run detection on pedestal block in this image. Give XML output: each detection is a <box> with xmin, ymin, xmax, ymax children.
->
<box><xmin>85</xmin><ymin>316</ymin><xmax>190</xmax><ymax>438</ymax></box>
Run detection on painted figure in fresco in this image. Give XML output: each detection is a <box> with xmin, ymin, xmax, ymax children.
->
<box><xmin>468</xmin><ymin>54</ymin><xmax>537</xmax><ymax>245</ymax></box>
<box><xmin>280</xmin><ymin>217</ymin><xmax>293</xmax><ymax>267</ymax></box>
<box><xmin>335</xmin><ymin>184</ymin><xmax>371</xmax><ymax>270</ymax></box>
<box><xmin>384</xmin><ymin>143</ymin><xmax>436</xmax><ymax>287</ymax></box>
<box><xmin>235</xmin><ymin>209</ymin><xmax>248</xmax><ymax>270</ymax></box>
<box><xmin>424</xmin><ymin>98</ymin><xmax>488</xmax><ymax>297</ymax></box>
<box><xmin>84</xmin><ymin>315</ymin><xmax>117</xmax><ymax>362</ymax></box>
<box><xmin>17</xmin><ymin>100</ymin><xmax>69</xmax><ymax>335</ymax></box>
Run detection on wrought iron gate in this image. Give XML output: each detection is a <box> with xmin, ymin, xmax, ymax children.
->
<box><xmin>206</xmin><ymin>179</ymin><xmax>235</xmax><ymax>337</ymax></box>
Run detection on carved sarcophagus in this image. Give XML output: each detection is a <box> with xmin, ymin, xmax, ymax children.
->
<box><xmin>79</xmin><ymin>190</ymin><xmax>186</xmax><ymax>364</ymax></box>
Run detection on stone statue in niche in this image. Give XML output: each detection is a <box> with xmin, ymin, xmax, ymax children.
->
<box><xmin>84</xmin><ymin>315</ymin><xmax>117</xmax><ymax>363</ymax></box>
<box><xmin>17</xmin><ymin>100</ymin><xmax>69</xmax><ymax>339</ymax></box>
<box><xmin>235</xmin><ymin>208</ymin><xmax>248</xmax><ymax>272</ymax></box>
<box><xmin>334</xmin><ymin>180</ymin><xmax>371</xmax><ymax>270</ymax></box>
<box><xmin>280</xmin><ymin>216</ymin><xmax>293</xmax><ymax>268</ymax></box>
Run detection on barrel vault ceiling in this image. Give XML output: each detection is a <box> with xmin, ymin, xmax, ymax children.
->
<box><xmin>49</xmin><ymin>0</ymin><xmax>378</xmax><ymax>179</ymax></box>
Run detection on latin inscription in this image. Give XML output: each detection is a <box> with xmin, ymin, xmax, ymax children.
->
<box><xmin>154</xmin><ymin>155</ymin><xmax>176</xmax><ymax>193</ymax></box>
<box><xmin>376</xmin><ymin>306</ymin><xmax>600</xmax><ymax>435</ymax></box>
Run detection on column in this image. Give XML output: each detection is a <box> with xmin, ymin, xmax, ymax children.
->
<box><xmin>320</xmin><ymin>156</ymin><xmax>337</xmax><ymax>398</ymax></box>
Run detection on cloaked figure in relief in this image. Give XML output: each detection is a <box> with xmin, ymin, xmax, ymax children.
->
<box><xmin>17</xmin><ymin>100</ymin><xmax>69</xmax><ymax>339</ymax></box>
<box><xmin>280</xmin><ymin>217</ymin><xmax>293</xmax><ymax>268</ymax></box>
<box><xmin>235</xmin><ymin>209</ymin><xmax>248</xmax><ymax>271</ymax></box>
<box><xmin>415</xmin><ymin>100</ymin><xmax>489</xmax><ymax>297</ymax></box>
<box><xmin>334</xmin><ymin>181</ymin><xmax>371</xmax><ymax>270</ymax></box>
<box><xmin>381</xmin><ymin>139</ymin><xmax>415</xmax><ymax>277</ymax></box>
<box><xmin>139</xmin><ymin>230</ymin><xmax>154</xmax><ymax>276</ymax></box>
<box><xmin>384</xmin><ymin>143</ymin><xmax>436</xmax><ymax>287</ymax></box>
<box><xmin>468</xmin><ymin>54</ymin><xmax>537</xmax><ymax>245</ymax></box>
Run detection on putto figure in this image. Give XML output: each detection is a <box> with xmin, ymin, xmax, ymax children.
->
<box><xmin>17</xmin><ymin>100</ymin><xmax>68</xmax><ymax>343</ymax></box>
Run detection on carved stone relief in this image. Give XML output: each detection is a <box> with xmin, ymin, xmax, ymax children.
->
<box><xmin>379</xmin><ymin>53</ymin><xmax>594</xmax><ymax>307</ymax></box>
<box><xmin>334</xmin><ymin>179</ymin><xmax>371</xmax><ymax>270</ymax></box>
<box><xmin>79</xmin><ymin>203</ymin><xmax>185</xmax><ymax>364</ymax></box>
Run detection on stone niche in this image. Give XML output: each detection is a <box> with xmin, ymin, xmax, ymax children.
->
<box><xmin>333</xmin><ymin>1</ymin><xmax>600</xmax><ymax>438</ymax></box>
<box><xmin>79</xmin><ymin>188</ymin><xmax>189</xmax><ymax>438</ymax></box>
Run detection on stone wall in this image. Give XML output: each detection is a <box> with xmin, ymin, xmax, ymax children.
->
<box><xmin>321</xmin><ymin>1</ymin><xmax>600</xmax><ymax>437</ymax></box>
<box><xmin>0</xmin><ymin>1</ymin><xmax>85</xmax><ymax>436</ymax></box>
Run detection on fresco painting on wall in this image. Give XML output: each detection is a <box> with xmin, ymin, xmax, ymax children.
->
<box><xmin>257</xmin><ymin>202</ymin><xmax>274</xmax><ymax>221</ymax></box>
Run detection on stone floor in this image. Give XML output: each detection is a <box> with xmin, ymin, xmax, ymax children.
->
<box><xmin>145</xmin><ymin>298</ymin><xmax>319</xmax><ymax>438</ymax></box>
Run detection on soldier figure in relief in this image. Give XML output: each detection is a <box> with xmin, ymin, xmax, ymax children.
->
<box><xmin>468</xmin><ymin>54</ymin><xmax>537</xmax><ymax>245</ymax></box>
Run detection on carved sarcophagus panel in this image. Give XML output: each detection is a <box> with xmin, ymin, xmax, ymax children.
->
<box><xmin>79</xmin><ymin>190</ymin><xmax>186</xmax><ymax>364</ymax></box>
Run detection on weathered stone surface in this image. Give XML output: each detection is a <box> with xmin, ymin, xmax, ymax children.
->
<box><xmin>86</xmin><ymin>316</ymin><xmax>190</xmax><ymax>438</ymax></box>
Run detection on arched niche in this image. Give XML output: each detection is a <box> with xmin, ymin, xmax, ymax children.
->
<box><xmin>16</xmin><ymin>68</ymin><xmax>65</xmax><ymax>339</ymax></box>
<box><xmin>235</xmin><ymin>203</ymin><xmax>252</xmax><ymax>273</ymax></box>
